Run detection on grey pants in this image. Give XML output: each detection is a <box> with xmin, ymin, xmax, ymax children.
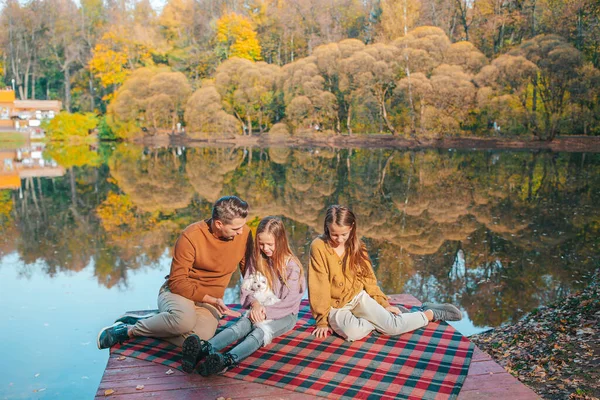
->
<box><xmin>210</xmin><ymin>314</ymin><xmax>297</xmax><ymax>361</ymax></box>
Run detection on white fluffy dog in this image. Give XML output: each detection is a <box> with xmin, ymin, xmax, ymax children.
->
<box><xmin>241</xmin><ymin>271</ymin><xmax>280</xmax><ymax>345</ymax></box>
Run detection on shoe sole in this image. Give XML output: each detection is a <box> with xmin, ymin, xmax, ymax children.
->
<box><xmin>114</xmin><ymin>312</ymin><xmax>157</xmax><ymax>325</ymax></box>
<box><xmin>97</xmin><ymin>322</ymin><xmax>122</xmax><ymax>350</ymax></box>
<box><xmin>181</xmin><ymin>336</ymin><xmax>201</xmax><ymax>373</ymax></box>
<box><xmin>198</xmin><ymin>354</ymin><xmax>224</xmax><ymax>377</ymax></box>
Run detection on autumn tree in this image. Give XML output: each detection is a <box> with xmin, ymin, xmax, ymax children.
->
<box><xmin>342</xmin><ymin>43</ymin><xmax>400</xmax><ymax>134</ymax></box>
<box><xmin>0</xmin><ymin>0</ymin><xmax>44</xmax><ymax>100</ymax></box>
<box><xmin>377</xmin><ymin>0</ymin><xmax>421</xmax><ymax>41</ymax></box>
<box><xmin>281</xmin><ymin>56</ymin><xmax>337</xmax><ymax>132</ymax></box>
<box><xmin>510</xmin><ymin>34</ymin><xmax>587</xmax><ymax>139</ymax></box>
<box><xmin>108</xmin><ymin>67</ymin><xmax>191</xmax><ymax>136</ymax></box>
<box><xmin>214</xmin><ymin>57</ymin><xmax>281</xmax><ymax>134</ymax></box>
<box><xmin>43</xmin><ymin>112</ymin><xmax>99</xmax><ymax>141</ymax></box>
<box><xmin>185</xmin><ymin>81</ymin><xmax>241</xmax><ymax>138</ymax></box>
<box><xmin>44</xmin><ymin>0</ymin><xmax>83</xmax><ymax>112</ymax></box>
<box><xmin>475</xmin><ymin>54</ymin><xmax>538</xmax><ymax>133</ymax></box>
<box><xmin>216</xmin><ymin>12</ymin><xmax>262</xmax><ymax>61</ymax></box>
<box><xmin>89</xmin><ymin>8</ymin><xmax>165</xmax><ymax>100</ymax></box>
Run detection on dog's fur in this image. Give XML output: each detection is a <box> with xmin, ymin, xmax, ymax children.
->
<box><xmin>241</xmin><ymin>271</ymin><xmax>280</xmax><ymax>306</ymax></box>
<box><xmin>241</xmin><ymin>271</ymin><xmax>280</xmax><ymax>345</ymax></box>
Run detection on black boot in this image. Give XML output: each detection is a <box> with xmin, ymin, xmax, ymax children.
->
<box><xmin>197</xmin><ymin>352</ymin><xmax>239</xmax><ymax>377</ymax></box>
<box><xmin>181</xmin><ymin>334</ymin><xmax>213</xmax><ymax>373</ymax></box>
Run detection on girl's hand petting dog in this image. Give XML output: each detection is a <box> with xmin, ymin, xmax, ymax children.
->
<box><xmin>250</xmin><ymin>301</ymin><xmax>266</xmax><ymax>323</ymax></box>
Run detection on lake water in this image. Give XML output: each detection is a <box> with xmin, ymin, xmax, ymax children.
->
<box><xmin>1</xmin><ymin>143</ymin><xmax>598</xmax><ymax>399</ymax></box>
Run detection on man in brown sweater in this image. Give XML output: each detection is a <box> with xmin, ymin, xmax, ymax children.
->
<box><xmin>97</xmin><ymin>196</ymin><xmax>253</xmax><ymax>354</ymax></box>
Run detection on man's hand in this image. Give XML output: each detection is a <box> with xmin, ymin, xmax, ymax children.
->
<box><xmin>312</xmin><ymin>326</ymin><xmax>332</xmax><ymax>339</ymax></box>
<box><xmin>249</xmin><ymin>302</ymin><xmax>266</xmax><ymax>323</ymax></box>
<box><xmin>214</xmin><ymin>298</ymin><xmax>241</xmax><ymax>318</ymax></box>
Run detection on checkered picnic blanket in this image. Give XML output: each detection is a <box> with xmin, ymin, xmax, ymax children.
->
<box><xmin>112</xmin><ymin>300</ymin><xmax>474</xmax><ymax>400</ymax></box>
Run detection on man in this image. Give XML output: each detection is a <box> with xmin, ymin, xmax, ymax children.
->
<box><xmin>97</xmin><ymin>196</ymin><xmax>252</xmax><ymax>372</ymax></box>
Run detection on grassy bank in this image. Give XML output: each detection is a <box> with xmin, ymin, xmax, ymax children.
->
<box><xmin>0</xmin><ymin>131</ymin><xmax>26</xmax><ymax>148</ymax></box>
<box><xmin>470</xmin><ymin>270</ymin><xmax>600</xmax><ymax>399</ymax></box>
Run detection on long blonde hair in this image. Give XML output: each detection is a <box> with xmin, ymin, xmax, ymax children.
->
<box><xmin>254</xmin><ymin>216</ymin><xmax>304</xmax><ymax>291</ymax></box>
<box><xmin>323</xmin><ymin>205</ymin><xmax>371</xmax><ymax>274</ymax></box>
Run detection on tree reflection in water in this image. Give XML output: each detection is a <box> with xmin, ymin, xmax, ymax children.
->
<box><xmin>1</xmin><ymin>144</ymin><xmax>598</xmax><ymax>328</ymax></box>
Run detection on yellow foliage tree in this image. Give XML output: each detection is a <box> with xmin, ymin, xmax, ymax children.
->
<box><xmin>378</xmin><ymin>0</ymin><xmax>421</xmax><ymax>41</ymax></box>
<box><xmin>89</xmin><ymin>29</ymin><xmax>157</xmax><ymax>99</ymax></box>
<box><xmin>216</xmin><ymin>12</ymin><xmax>262</xmax><ymax>61</ymax></box>
<box><xmin>43</xmin><ymin>112</ymin><xmax>99</xmax><ymax>141</ymax></box>
<box><xmin>96</xmin><ymin>192</ymin><xmax>139</xmax><ymax>240</ymax></box>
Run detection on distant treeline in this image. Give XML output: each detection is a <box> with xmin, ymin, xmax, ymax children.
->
<box><xmin>1</xmin><ymin>0</ymin><xmax>599</xmax><ymax>138</ymax></box>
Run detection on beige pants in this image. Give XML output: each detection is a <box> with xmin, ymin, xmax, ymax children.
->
<box><xmin>130</xmin><ymin>282</ymin><xmax>220</xmax><ymax>347</ymax></box>
<box><xmin>329</xmin><ymin>290</ymin><xmax>429</xmax><ymax>342</ymax></box>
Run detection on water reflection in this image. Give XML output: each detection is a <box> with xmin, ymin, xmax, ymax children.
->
<box><xmin>2</xmin><ymin>144</ymin><xmax>599</xmax><ymax>324</ymax></box>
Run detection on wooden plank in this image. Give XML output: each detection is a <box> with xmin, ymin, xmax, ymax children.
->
<box><xmin>98</xmin><ymin>387</ymin><xmax>313</xmax><ymax>400</ymax></box>
<box><xmin>458</xmin><ymin>385</ymin><xmax>541</xmax><ymax>400</ymax></box>
<box><xmin>96</xmin><ymin>293</ymin><xmax>539</xmax><ymax>400</ymax></box>
<box><xmin>463</xmin><ymin>359</ymin><xmax>508</xmax><ymax>376</ymax></box>
<box><xmin>471</xmin><ymin>346</ymin><xmax>494</xmax><ymax>362</ymax></box>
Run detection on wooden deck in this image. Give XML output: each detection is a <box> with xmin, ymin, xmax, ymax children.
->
<box><xmin>96</xmin><ymin>294</ymin><xmax>540</xmax><ymax>399</ymax></box>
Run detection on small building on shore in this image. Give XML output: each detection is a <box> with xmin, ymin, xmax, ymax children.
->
<box><xmin>0</xmin><ymin>89</ymin><xmax>62</xmax><ymax>132</ymax></box>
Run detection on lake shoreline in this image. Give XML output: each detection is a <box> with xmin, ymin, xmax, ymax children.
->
<box><xmin>470</xmin><ymin>269</ymin><xmax>600</xmax><ymax>400</ymax></box>
<box><xmin>134</xmin><ymin>134</ymin><xmax>600</xmax><ymax>153</ymax></box>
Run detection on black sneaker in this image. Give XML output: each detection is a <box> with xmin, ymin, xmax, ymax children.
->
<box><xmin>97</xmin><ymin>322</ymin><xmax>130</xmax><ymax>349</ymax></box>
<box><xmin>114</xmin><ymin>312</ymin><xmax>157</xmax><ymax>326</ymax></box>
<box><xmin>422</xmin><ymin>302</ymin><xmax>463</xmax><ymax>321</ymax></box>
<box><xmin>181</xmin><ymin>334</ymin><xmax>213</xmax><ymax>373</ymax></box>
<box><xmin>197</xmin><ymin>353</ymin><xmax>238</xmax><ymax>377</ymax></box>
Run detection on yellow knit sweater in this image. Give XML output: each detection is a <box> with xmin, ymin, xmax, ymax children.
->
<box><xmin>308</xmin><ymin>237</ymin><xmax>390</xmax><ymax>327</ymax></box>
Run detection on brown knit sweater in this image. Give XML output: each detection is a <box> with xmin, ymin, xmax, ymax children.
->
<box><xmin>308</xmin><ymin>237</ymin><xmax>390</xmax><ymax>327</ymax></box>
<box><xmin>167</xmin><ymin>219</ymin><xmax>252</xmax><ymax>302</ymax></box>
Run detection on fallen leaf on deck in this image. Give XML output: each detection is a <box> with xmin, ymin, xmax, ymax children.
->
<box><xmin>165</xmin><ymin>369</ymin><xmax>174</xmax><ymax>375</ymax></box>
<box><xmin>117</xmin><ymin>356</ymin><xmax>126</xmax><ymax>361</ymax></box>
<box><xmin>104</xmin><ymin>389</ymin><xmax>115</xmax><ymax>396</ymax></box>
<box><xmin>136</xmin><ymin>385</ymin><xmax>144</xmax><ymax>390</ymax></box>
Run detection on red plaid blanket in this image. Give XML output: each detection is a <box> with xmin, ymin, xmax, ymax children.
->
<box><xmin>112</xmin><ymin>300</ymin><xmax>474</xmax><ymax>400</ymax></box>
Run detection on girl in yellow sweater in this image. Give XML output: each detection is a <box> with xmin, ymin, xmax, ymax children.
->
<box><xmin>309</xmin><ymin>205</ymin><xmax>462</xmax><ymax>341</ymax></box>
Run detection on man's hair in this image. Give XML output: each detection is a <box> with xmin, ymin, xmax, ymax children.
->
<box><xmin>212</xmin><ymin>196</ymin><xmax>249</xmax><ymax>224</ymax></box>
